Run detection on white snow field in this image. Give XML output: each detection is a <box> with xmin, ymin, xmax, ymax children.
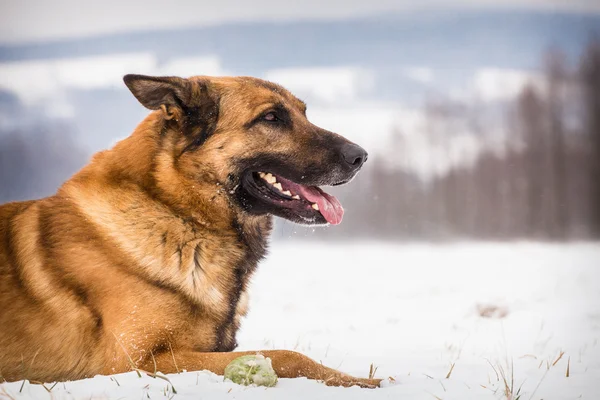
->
<box><xmin>1</xmin><ymin>242</ymin><xmax>599</xmax><ymax>399</ymax></box>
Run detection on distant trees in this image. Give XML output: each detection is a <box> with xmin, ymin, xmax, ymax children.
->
<box><xmin>545</xmin><ymin>50</ymin><xmax>569</xmax><ymax>239</ymax></box>
<box><xmin>581</xmin><ymin>41</ymin><xmax>600</xmax><ymax>238</ymax></box>
<box><xmin>290</xmin><ymin>40</ymin><xmax>600</xmax><ymax>241</ymax></box>
<box><xmin>0</xmin><ymin>123</ymin><xmax>87</xmax><ymax>204</ymax></box>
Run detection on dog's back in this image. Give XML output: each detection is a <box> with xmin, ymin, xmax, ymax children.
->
<box><xmin>0</xmin><ymin>197</ymin><xmax>109</xmax><ymax>381</ymax></box>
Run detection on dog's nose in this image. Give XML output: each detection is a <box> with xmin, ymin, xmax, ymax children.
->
<box><xmin>341</xmin><ymin>143</ymin><xmax>368</xmax><ymax>170</ymax></box>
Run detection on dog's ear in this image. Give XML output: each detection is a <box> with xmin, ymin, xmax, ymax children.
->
<box><xmin>123</xmin><ymin>74</ymin><xmax>192</xmax><ymax>112</ymax></box>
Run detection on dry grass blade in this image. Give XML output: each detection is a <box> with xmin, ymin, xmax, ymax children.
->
<box><xmin>552</xmin><ymin>351</ymin><xmax>565</xmax><ymax>366</ymax></box>
<box><xmin>515</xmin><ymin>380</ymin><xmax>525</xmax><ymax>400</ymax></box>
<box><xmin>497</xmin><ymin>364</ymin><xmax>510</xmax><ymax>398</ymax></box>
<box><xmin>135</xmin><ymin>368</ymin><xmax>178</xmax><ymax>394</ymax></box>
<box><xmin>20</xmin><ymin>349</ymin><xmax>41</xmax><ymax>391</ymax></box>
<box><xmin>519</xmin><ymin>354</ymin><xmax>537</xmax><ymax>360</ymax></box>
<box><xmin>46</xmin><ymin>382</ymin><xmax>58</xmax><ymax>392</ymax></box>
<box><xmin>29</xmin><ymin>380</ymin><xmax>58</xmax><ymax>393</ymax></box>
<box><xmin>445</xmin><ymin>363</ymin><xmax>455</xmax><ymax>379</ymax></box>
<box><xmin>0</xmin><ymin>386</ymin><xmax>16</xmax><ymax>400</ymax></box>
<box><xmin>368</xmin><ymin>363</ymin><xmax>379</xmax><ymax>380</ymax></box>
<box><xmin>28</xmin><ymin>350</ymin><xmax>40</xmax><ymax>376</ymax></box>
<box><xmin>425</xmin><ymin>390</ymin><xmax>443</xmax><ymax>400</ymax></box>
<box><xmin>485</xmin><ymin>359</ymin><xmax>500</xmax><ymax>382</ymax></box>
<box><xmin>167</xmin><ymin>341</ymin><xmax>180</xmax><ymax>374</ymax></box>
<box><xmin>511</xmin><ymin>359</ymin><xmax>515</xmax><ymax>397</ymax></box>
<box><xmin>566</xmin><ymin>357</ymin><xmax>570</xmax><ymax>378</ymax></box>
<box><xmin>150</xmin><ymin>351</ymin><xmax>157</xmax><ymax>374</ymax></box>
<box><xmin>528</xmin><ymin>368</ymin><xmax>549</xmax><ymax>400</ymax></box>
<box><xmin>111</xmin><ymin>331</ymin><xmax>142</xmax><ymax>378</ymax></box>
<box><xmin>496</xmin><ymin>359</ymin><xmax>525</xmax><ymax>400</ymax></box>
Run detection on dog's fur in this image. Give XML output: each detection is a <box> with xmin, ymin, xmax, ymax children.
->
<box><xmin>0</xmin><ymin>75</ymin><xmax>377</xmax><ymax>387</ymax></box>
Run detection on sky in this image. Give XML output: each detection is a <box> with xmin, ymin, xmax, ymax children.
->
<box><xmin>1</xmin><ymin>0</ymin><xmax>600</xmax><ymax>44</ymax></box>
<box><xmin>1</xmin><ymin>0</ymin><xmax>597</xmax><ymax>183</ymax></box>
<box><xmin>0</xmin><ymin>51</ymin><xmax>540</xmax><ymax>178</ymax></box>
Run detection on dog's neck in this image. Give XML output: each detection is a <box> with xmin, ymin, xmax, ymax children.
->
<box><xmin>67</xmin><ymin>113</ymin><xmax>263</xmax><ymax>227</ymax></box>
<box><xmin>61</xmin><ymin>112</ymin><xmax>272</xmax><ymax>271</ymax></box>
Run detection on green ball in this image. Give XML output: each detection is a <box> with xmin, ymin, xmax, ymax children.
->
<box><xmin>224</xmin><ymin>354</ymin><xmax>278</xmax><ymax>387</ymax></box>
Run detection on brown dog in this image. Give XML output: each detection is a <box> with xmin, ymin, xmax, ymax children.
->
<box><xmin>0</xmin><ymin>75</ymin><xmax>377</xmax><ymax>388</ymax></box>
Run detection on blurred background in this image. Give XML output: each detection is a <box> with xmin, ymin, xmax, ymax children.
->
<box><xmin>2</xmin><ymin>3</ymin><xmax>600</xmax><ymax>398</ymax></box>
<box><xmin>1</xmin><ymin>0</ymin><xmax>600</xmax><ymax>242</ymax></box>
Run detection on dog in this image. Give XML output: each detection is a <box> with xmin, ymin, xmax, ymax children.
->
<box><xmin>0</xmin><ymin>74</ymin><xmax>378</xmax><ymax>388</ymax></box>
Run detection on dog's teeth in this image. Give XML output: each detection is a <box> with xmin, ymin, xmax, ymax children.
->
<box><xmin>312</xmin><ymin>203</ymin><xmax>319</xmax><ymax>211</ymax></box>
<box><xmin>282</xmin><ymin>190</ymin><xmax>292</xmax><ymax>196</ymax></box>
<box><xmin>292</xmin><ymin>195</ymin><xmax>300</xmax><ymax>200</ymax></box>
<box><xmin>258</xmin><ymin>172</ymin><xmax>266</xmax><ymax>178</ymax></box>
<box><xmin>264</xmin><ymin>173</ymin><xmax>277</xmax><ymax>184</ymax></box>
<box><xmin>273</xmin><ymin>182</ymin><xmax>283</xmax><ymax>191</ymax></box>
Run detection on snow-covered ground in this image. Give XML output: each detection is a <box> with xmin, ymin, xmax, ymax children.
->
<box><xmin>2</xmin><ymin>242</ymin><xmax>599</xmax><ymax>399</ymax></box>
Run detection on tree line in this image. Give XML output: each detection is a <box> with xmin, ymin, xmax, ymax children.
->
<box><xmin>290</xmin><ymin>40</ymin><xmax>600</xmax><ymax>241</ymax></box>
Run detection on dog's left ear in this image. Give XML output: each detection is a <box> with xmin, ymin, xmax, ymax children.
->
<box><xmin>123</xmin><ymin>74</ymin><xmax>192</xmax><ymax>114</ymax></box>
<box><xmin>124</xmin><ymin>74</ymin><xmax>220</xmax><ymax>143</ymax></box>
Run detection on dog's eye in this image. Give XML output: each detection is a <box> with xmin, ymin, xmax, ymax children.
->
<box><xmin>263</xmin><ymin>112</ymin><xmax>278</xmax><ymax>122</ymax></box>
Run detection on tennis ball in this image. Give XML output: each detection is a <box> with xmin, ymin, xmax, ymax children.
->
<box><xmin>224</xmin><ymin>354</ymin><xmax>278</xmax><ymax>387</ymax></box>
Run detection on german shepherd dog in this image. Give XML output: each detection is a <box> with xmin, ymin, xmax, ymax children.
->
<box><xmin>0</xmin><ymin>75</ymin><xmax>379</xmax><ymax>388</ymax></box>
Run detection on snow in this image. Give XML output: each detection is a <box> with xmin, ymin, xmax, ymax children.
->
<box><xmin>265</xmin><ymin>67</ymin><xmax>374</xmax><ymax>105</ymax></box>
<box><xmin>0</xmin><ymin>54</ymin><xmax>227</xmax><ymax>107</ymax></box>
<box><xmin>2</xmin><ymin>242</ymin><xmax>599</xmax><ymax>399</ymax></box>
<box><xmin>469</xmin><ymin>68</ymin><xmax>544</xmax><ymax>102</ymax></box>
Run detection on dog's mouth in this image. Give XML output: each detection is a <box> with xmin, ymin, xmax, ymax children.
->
<box><xmin>240</xmin><ymin>171</ymin><xmax>344</xmax><ymax>225</ymax></box>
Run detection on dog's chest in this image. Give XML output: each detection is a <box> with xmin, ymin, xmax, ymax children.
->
<box><xmin>112</xmin><ymin>238</ymin><xmax>259</xmax><ymax>357</ymax></box>
<box><xmin>106</xmin><ymin>209</ymin><xmax>270</xmax><ymax>354</ymax></box>
<box><xmin>176</xmin><ymin>219</ymin><xmax>270</xmax><ymax>351</ymax></box>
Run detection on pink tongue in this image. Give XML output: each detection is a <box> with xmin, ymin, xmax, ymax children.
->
<box><xmin>297</xmin><ymin>186</ymin><xmax>344</xmax><ymax>225</ymax></box>
<box><xmin>277</xmin><ymin>178</ymin><xmax>344</xmax><ymax>225</ymax></box>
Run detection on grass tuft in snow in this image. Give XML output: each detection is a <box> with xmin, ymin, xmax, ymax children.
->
<box><xmin>369</xmin><ymin>363</ymin><xmax>379</xmax><ymax>380</ymax></box>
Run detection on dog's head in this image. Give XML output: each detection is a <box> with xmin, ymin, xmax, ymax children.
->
<box><xmin>124</xmin><ymin>74</ymin><xmax>367</xmax><ymax>225</ymax></box>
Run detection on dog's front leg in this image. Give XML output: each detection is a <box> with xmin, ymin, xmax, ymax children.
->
<box><xmin>139</xmin><ymin>350</ymin><xmax>381</xmax><ymax>388</ymax></box>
